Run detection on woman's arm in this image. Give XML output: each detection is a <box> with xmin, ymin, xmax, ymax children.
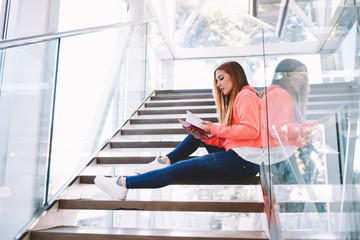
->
<box><xmin>209</xmin><ymin>90</ymin><xmax>261</xmax><ymax>140</ymax></box>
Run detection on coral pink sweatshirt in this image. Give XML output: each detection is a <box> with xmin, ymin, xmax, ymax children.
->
<box><xmin>203</xmin><ymin>85</ymin><xmax>263</xmax><ymax>150</ymax></box>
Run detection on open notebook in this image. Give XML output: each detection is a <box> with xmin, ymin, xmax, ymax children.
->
<box><xmin>177</xmin><ymin>111</ymin><xmax>213</xmax><ymax>138</ymax></box>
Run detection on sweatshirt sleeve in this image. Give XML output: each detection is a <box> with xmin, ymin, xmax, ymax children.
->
<box><xmin>209</xmin><ymin>90</ymin><xmax>260</xmax><ymax>140</ymax></box>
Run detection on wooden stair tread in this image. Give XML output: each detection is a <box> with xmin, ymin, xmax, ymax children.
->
<box><xmin>151</xmin><ymin>94</ymin><xmax>214</xmax><ymax>101</ymax></box>
<box><xmin>58</xmin><ymin>199</ymin><xmax>264</xmax><ymax>212</ymax></box>
<box><xmin>31</xmin><ymin>226</ymin><xmax>268</xmax><ymax>240</ymax></box>
<box><xmin>155</xmin><ymin>88</ymin><xmax>212</xmax><ymax>93</ymax></box>
<box><xmin>138</xmin><ymin>108</ymin><xmax>216</xmax><ymax>115</ymax></box>
<box><xmin>110</xmin><ymin>140</ymin><xmax>183</xmax><ymax>148</ymax></box>
<box><xmin>95</xmin><ymin>155</ymin><xmax>204</xmax><ymax>164</ymax></box>
<box><xmin>139</xmin><ymin>105</ymin><xmax>216</xmax><ymax>111</ymax></box>
<box><xmin>145</xmin><ymin>99</ymin><xmax>215</xmax><ymax>107</ymax></box>
<box><xmin>120</xmin><ymin>128</ymin><xmax>187</xmax><ymax>135</ymax></box>
<box><xmin>132</xmin><ymin>113</ymin><xmax>218</xmax><ymax>119</ymax></box>
<box><xmin>130</xmin><ymin>117</ymin><xmax>219</xmax><ymax>124</ymax></box>
<box><xmin>121</xmin><ymin>123</ymin><xmax>186</xmax><ymax>129</ymax></box>
<box><xmin>96</xmin><ymin>156</ymin><xmax>162</xmax><ymax>164</ymax></box>
<box><xmin>147</xmin><ymin>98</ymin><xmax>214</xmax><ymax>102</ymax></box>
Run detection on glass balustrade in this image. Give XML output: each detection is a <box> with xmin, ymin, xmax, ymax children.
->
<box><xmin>0</xmin><ymin>40</ymin><xmax>58</xmax><ymax>239</ymax></box>
<box><xmin>262</xmin><ymin>0</ymin><xmax>360</xmax><ymax>238</ymax></box>
<box><xmin>48</xmin><ymin>23</ymin><xmax>148</xmax><ymax>200</ymax></box>
<box><xmin>0</xmin><ymin>20</ymin><xmax>172</xmax><ymax>239</ymax></box>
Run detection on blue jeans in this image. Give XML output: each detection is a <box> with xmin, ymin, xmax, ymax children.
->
<box><xmin>126</xmin><ymin>134</ymin><xmax>259</xmax><ymax>188</ymax></box>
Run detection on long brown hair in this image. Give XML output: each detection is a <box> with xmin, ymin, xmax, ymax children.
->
<box><xmin>272</xmin><ymin>58</ymin><xmax>309</xmax><ymax>123</ymax></box>
<box><xmin>213</xmin><ymin>61</ymin><xmax>250</xmax><ymax>125</ymax></box>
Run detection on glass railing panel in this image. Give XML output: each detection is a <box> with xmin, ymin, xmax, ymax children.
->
<box><xmin>312</xmin><ymin>2</ymin><xmax>359</xmax><ymax>236</ymax></box>
<box><xmin>331</xmin><ymin>102</ymin><xmax>360</xmax><ymax>237</ymax></box>
<box><xmin>0</xmin><ymin>19</ymin><xmax>168</xmax><ymax>238</ymax></box>
<box><xmin>48</xmin><ymin>23</ymin><xmax>148</xmax><ymax>200</ymax></box>
<box><xmin>261</xmin><ymin>56</ymin><xmax>334</xmax><ymax>237</ymax></box>
<box><xmin>0</xmin><ymin>40</ymin><xmax>58</xmax><ymax>239</ymax></box>
<box><xmin>263</xmin><ymin>1</ymin><xmax>360</xmax><ymax>238</ymax></box>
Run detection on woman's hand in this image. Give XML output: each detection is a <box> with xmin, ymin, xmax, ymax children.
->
<box><xmin>200</xmin><ymin>121</ymin><xmax>213</xmax><ymax>133</ymax></box>
<box><xmin>186</xmin><ymin>121</ymin><xmax>213</xmax><ymax>139</ymax></box>
<box><xmin>187</xmin><ymin>128</ymin><xmax>205</xmax><ymax>139</ymax></box>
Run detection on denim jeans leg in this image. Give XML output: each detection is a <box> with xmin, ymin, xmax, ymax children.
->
<box><xmin>126</xmin><ymin>150</ymin><xmax>259</xmax><ymax>189</ymax></box>
<box><xmin>166</xmin><ymin>134</ymin><xmax>202</xmax><ymax>163</ymax></box>
<box><xmin>166</xmin><ymin>134</ymin><xmax>225</xmax><ymax>163</ymax></box>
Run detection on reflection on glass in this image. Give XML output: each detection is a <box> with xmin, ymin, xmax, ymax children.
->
<box><xmin>263</xmin><ymin>59</ymin><xmax>313</xmax><ymax>174</ymax></box>
<box><xmin>261</xmin><ymin>57</ymin><xmax>360</xmax><ymax>235</ymax></box>
<box><xmin>262</xmin><ymin>58</ymin><xmax>323</xmax><ymax>216</ymax></box>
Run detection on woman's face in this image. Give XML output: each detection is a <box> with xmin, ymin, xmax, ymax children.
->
<box><xmin>215</xmin><ymin>70</ymin><xmax>234</xmax><ymax>96</ymax></box>
<box><xmin>287</xmin><ymin>66</ymin><xmax>308</xmax><ymax>93</ymax></box>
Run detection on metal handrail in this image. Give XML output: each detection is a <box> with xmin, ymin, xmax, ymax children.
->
<box><xmin>0</xmin><ymin>18</ymin><xmax>155</xmax><ymax>49</ymax></box>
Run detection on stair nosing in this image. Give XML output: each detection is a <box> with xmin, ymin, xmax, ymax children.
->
<box><xmin>58</xmin><ymin>199</ymin><xmax>264</xmax><ymax>212</ymax></box>
<box><xmin>31</xmin><ymin>226</ymin><xmax>268</xmax><ymax>240</ymax></box>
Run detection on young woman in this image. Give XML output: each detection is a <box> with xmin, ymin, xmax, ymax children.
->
<box><xmin>95</xmin><ymin>61</ymin><xmax>263</xmax><ymax>200</ymax></box>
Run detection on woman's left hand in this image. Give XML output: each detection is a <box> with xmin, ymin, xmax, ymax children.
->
<box><xmin>200</xmin><ymin>121</ymin><xmax>213</xmax><ymax>134</ymax></box>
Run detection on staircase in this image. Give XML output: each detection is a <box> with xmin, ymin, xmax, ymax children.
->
<box><xmin>30</xmin><ymin>89</ymin><xmax>268</xmax><ymax>240</ymax></box>
<box><xmin>28</xmin><ymin>83</ymin><xmax>360</xmax><ymax>239</ymax></box>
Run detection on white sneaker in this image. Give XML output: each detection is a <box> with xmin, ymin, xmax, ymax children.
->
<box><xmin>94</xmin><ymin>175</ymin><xmax>128</xmax><ymax>200</ymax></box>
<box><xmin>134</xmin><ymin>156</ymin><xmax>169</xmax><ymax>175</ymax></box>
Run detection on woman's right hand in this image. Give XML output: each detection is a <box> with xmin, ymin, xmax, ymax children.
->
<box><xmin>187</xmin><ymin>128</ymin><xmax>205</xmax><ymax>139</ymax></box>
